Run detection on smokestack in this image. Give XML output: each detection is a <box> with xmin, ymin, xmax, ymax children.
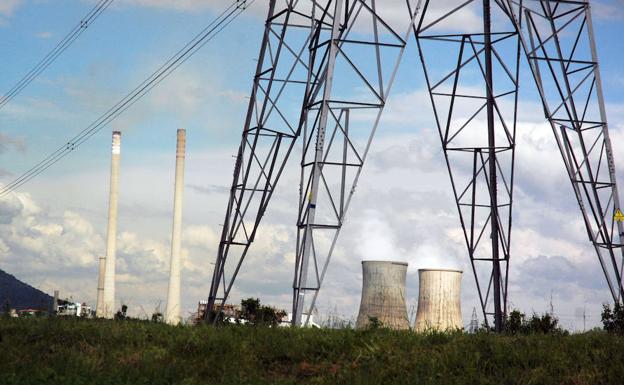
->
<box><xmin>356</xmin><ymin>261</ymin><xmax>409</xmax><ymax>330</ymax></box>
<box><xmin>415</xmin><ymin>269</ymin><xmax>463</xmax><ymax>332</ymax></box>
<box><xmin>95</xmin><ymin>256</ymin><xmax>105</xmax><ymax>317</ymax></box>
<box><xmin>53</xmin><ymin>290</ymin><xmax>59</xmax><ymax>315</ymax></box>
<box><xmin>100</xmin><ymin>131</ymin><xmax>121</xmax><ymax>319</ymax></box>
<box><xmin>165</xmin><ymin>129</ymin><xmax>186</xmax><ymax>325</ymax></box>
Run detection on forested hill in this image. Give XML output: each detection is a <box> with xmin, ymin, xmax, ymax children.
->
<box><xmin>0</xmin><ymin>269</ymin><xmax>52</xmax><ymax>312</ymax></box>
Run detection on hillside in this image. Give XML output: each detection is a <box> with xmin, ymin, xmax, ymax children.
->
<box><xmin>0</xmin><ymin>269</ymin><xmax>52</xmax><ymax>312</ymax></box>
<box><xmin>1</xmin><ymin>317</ymin><xmax>623</xmax><ymax>384</ymax></box>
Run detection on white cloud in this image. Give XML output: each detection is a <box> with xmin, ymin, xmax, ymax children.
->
<box><xmin>0</xmin><ymin>0</ymin><xmax>22</xmax><ymax>16</ymax></box>
<box><xmin>592</xmin><ymin>0</ymin><xmax>624</xmax><ymax>21</ymax></box>
<box><xmin>0</xmin><ymin>132</ymin><xmax>26</xmax><ymax>154</ymax></box>
<box><xmin>35</xmin><ymin>31</ymin><xmax>53</xmax><ymax>39</ymax></box>
<box><xmin>0</xmin><ymin>0</ymin><xmax>22</xmax><ymax>26</ymax></box>
<box><xmin>115</xmin><ymin>0</ymin><xmax>485</xmax><ymax>35</ymax></box>
<box><xmin>116</xmin><ymin>0</ymin><xmax>269</xmax><ymax>17</ymax></box>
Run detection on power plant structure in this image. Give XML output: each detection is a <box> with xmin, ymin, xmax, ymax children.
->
<box><xmin>97</xmin><ymin>130</ymin><xmax>121</xmax><ymax>319</ymax></box>
<box><xmin>52</xmin><ymin>290</ymin><xmax>59</xmax><ymax>315</ymax></box>
<box><xmin>165</xmin><ymin>129</ymin><xmax>187</xmax><ymax>325</ymax></box>
<box><xmin>193</xmin><ymin>0</ymin><xmax>624</xmax><ymax>330</ymax></box>
<box><xmin>414</xmin><ymin>269</ymin><xmax>463</xmax><ymax>332</ymax></box>
<box><xmin>96</xmin><ymin>255</ymin><xmax>105</xmax><ymax>315</ymax></box>
<box><xmin>355</xmin><ymin>261</ymin><xmax>410</xmax><ymax>330</ymax></box>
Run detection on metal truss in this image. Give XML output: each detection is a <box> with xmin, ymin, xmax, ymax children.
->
<box><xmin>414</xmin><ymin>0</ymin><xmax>521</xmax><ymax>330</ymax></box>
<box><xmin>207</xmin><ymin>0</ymin><xmax>421</xmax><ymax>324</ymax></box>
<box><xmin>206</xmin><ymin>0</ymin><xmax>316</xmax><ymax>320</ymax></box>
<box><xmin>293</xmin><ymin>0</ymin><xmax>420</xmax><ymax>325</ymax></box>
<box><xmin>507</xmin><ymin>0</ymin><xmax>624</xmax><ymax>301</ymax></box>
<box><xmin>207</xmin><ymin>0</ymin><xmax>624</xmax><ymax>329</ymax></box>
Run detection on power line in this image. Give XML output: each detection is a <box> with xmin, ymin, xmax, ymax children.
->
<box><xmin>0</xmin><ymin>0</ymin><xmax>253</xmax><ymax>197</ymax></box>
<box><xmin>0</xmin><ymin>0</ymin><xmax>114</xmax><ymax>111</ymax></box>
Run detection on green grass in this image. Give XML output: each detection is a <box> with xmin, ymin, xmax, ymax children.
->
<box><xmin>0</xmin><ymin>317</ymin><xmax>622</xmax><ymax>384</ymax></box>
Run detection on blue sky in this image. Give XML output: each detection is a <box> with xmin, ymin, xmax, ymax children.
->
<box><xmin>1</xmin><ymin>0</ymin><xmax>624</xmax><ymax>329</ymax></box>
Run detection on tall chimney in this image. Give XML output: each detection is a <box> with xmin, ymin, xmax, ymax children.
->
<box><xmin>165</xmin><ymin>129</ymin><xmax>186</xmax><ymax>325</ymax></box>
<box><xmin>95</xmin><ymin>255</ymin><xmax>105</xmax><ymax>317</ymax></box>
<box><xmin>415</xmin><ymin>269</ymin><xmax>463</xmax><ymax>332</ymax></box>
<box><xmin>52</xmin><ymin>290</ymin><xmax>59</xmax><ymax>315</ymax></box>
<box><xmin>101</xmin><ymin>131</ymin><xmax>121</xmax><ymax>319</ymax></box>
<box><xmin>356</xmin><ymin>261</ymin><xmax>410</xmax><ymax>330</ymax></box>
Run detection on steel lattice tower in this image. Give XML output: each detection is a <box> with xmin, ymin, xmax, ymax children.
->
<box><xmin>205</xmin><ymin>0</ymin><xmax>624</xmax><ymax>330</ymax></box>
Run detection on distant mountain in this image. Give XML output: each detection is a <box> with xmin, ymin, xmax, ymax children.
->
<box><xmin>0</xmin><ymin>269</ymin><xmax>53</xmax><ymax>312</ymax></box>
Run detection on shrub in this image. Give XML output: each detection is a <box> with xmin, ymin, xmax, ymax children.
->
<box><xmin>505</xmin><ymin>309</ymin><xmax>525</xmax><ymax>334</ymax></box>
<box><xmin>151</xmin><ymin>312</ymin><xmax>163</xmax><ymax>323</ymax></box>
<box><xmin>503</xmin><ymin>309</ymin><xmax>566</xmax><ymax>335</ymax></box>
<box><xmin>601</xmin><ymin>302</ymin><xmax>624</xmax><ymax>334</ymax></box>
<box><xmin>239</xmin><ymin>297</ymin><xmax>286</xmax><ymax>326</ymax></box>
<box><xmin>114</xmin><ymin>304</ymin><xmax>128</xmax><ymax>321</ymax></box>
<box><xmin>366</xmin><ymin>316</ymin><xmax>384</xmax><ymax>330</ymax></box>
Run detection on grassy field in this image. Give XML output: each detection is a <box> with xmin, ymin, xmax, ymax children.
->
<box><xmin>1</xmin><ymin>317</ymin><xmax>623</xmax><ymax>385</ymax></box>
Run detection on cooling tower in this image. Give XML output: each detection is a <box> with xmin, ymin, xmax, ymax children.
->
<box><xmin>101</xmin><ymin>131</ymin><xmax>121</xmax><ymax>319</ymax></box>
<box><xmin>356</xmin><ymin>261</ymin><xmax>409</xmax><ymax>330</ymax></box>
<box><xmin>415</xmin><ymin>269</ymin><xmax>463</xmax><ymax>332</ymax></box>
<box><xmin>165</xmin><ymin>129</ymin><xmax>186</xmax><ymax>325</ymax></box>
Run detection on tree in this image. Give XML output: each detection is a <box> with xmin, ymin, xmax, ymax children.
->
<box><xmin>240</xmin><ymin>298</ymin><xmax>261</xmax><ymax>322</ymax></box>
<box><xmin>115</xmin><ymin>304</ymin><xmax>128</xmax><ymax>321</ymax></box>
<box><xmin>1</xmin><ymin>301</ymin><xmax>10</xmax><ymax>316</ymax></box>
<box><xmin>239</xmin><ymin>297</ymin><xmax>286</xmax><ymax>326</ymax></box>
<box><xmin>366</xmin><ymin>316</ymin><xmax>384</xmax><ymax>330</ymax></box>
<box><xmin>503</xmin><ymin>309</ymin><xmax>565</xmax><ymax>335</ymax></box>
<box><xmin>504</xmin><ymin>310</ymin><xmax>525</xmax><ymax>334</ymax></box>
<box><xmin>151</xmin><ymin>312</ymin><xmax>163</xmax><ymax>323</ymax></box>
<box><xmin>601</xmin><ymin>302</ymin><xmax>624</xmax><ymax>334</ymax></box>
<box><xmin>526</xmin><ymin>312</ymin><xmax>560</xmax><ymax>334</ymax></box>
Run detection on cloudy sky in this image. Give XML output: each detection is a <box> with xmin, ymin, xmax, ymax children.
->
<box><xmin>1</xmin><ymin>0</ymin><xmax>624</xmax><ymax>330</ymax></box>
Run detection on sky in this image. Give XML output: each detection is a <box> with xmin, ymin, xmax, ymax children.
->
<box><xmin>1</xmin><ymin>0</ymin><xmax>624</xmax><ymax>330</ymax></box>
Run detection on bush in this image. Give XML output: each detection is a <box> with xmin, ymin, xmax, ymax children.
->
<box><xmin>151</xmin><ymin>312</ymin><xmax>163</xmax><ymax>323</ymax></box>
<box><xmin>114</xmin><ymin>304</ymin><xmax>128</xmax><ymax>321</ymax></box>
<box><xmin>239</xmin><ymin>297</ymin><xmax>286</xmax><ymax>326</ymax></box>
<box><xmin>366</xmin><ymin>316</ymin><xmax>384</xmax><ymax>330</ymax></box>
<box><xmin>503</xmin><ymin>309</ymin><xmax>566</xmax><ymax>335</ymax></box>
<box><xmin>602</xmin><ymin>302</ymin><xmax>624</xmax><ymax>334</ymax></box>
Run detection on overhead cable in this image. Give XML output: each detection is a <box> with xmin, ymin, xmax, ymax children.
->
<box><xmin>0</xmin><ymin>0</ymin><xmax>114</xmax><ymax>111</ymax></box>
<box><xmin>0</xmin><ymin>0</ymin><xmax>252</xmax><ymax>196</ymax></box>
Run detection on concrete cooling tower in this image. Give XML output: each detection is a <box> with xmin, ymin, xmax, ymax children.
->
<box><xmin>415</xmin><ymin>269</ymin><xmax>463</xmax><ymax>332</ymax></box>
<box><xmin>356</xmin><ymin>261</ymin><xmax>409</xmax><ymax>330</ymax></box>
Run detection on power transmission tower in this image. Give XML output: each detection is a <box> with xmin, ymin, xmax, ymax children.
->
<box><xmin>415</xmin><ymin>0</ymin><xmax>520</xmax><ymax>332</ymax></box>
<box><xmin>205</xmin><ymin>0</ymin><xmax>421</xmax><ymax>325</ymax></box>
<box><xmin>205</xmin><ymin>0</ymin><xmax>624</xmax><ymax>330</ymax></box>
<box><xmin>506</xmin><ymin>0</ymin><xmax>624</xmax><ymax>303</ymax></box>
<box><xmin>469</xmin><ymin>307</ymin><xmax>479</xmax><ymax>333</ymax></box>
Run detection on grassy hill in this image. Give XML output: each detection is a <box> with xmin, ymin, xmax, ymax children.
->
<box><xmin>0</xmin><ymin>270</ymin><xmax>52</xmax><ymax>312</ymax></box>
<box><xmin>1</xmin><ymin>317</ymin><xmax>623</xmax><ymax>384</ymax></box>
